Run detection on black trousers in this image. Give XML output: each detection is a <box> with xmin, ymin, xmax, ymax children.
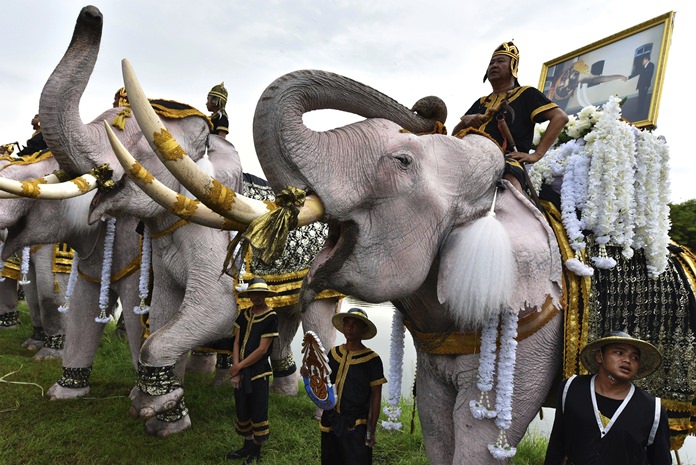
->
<box><xmin>321</xmin><ymin>423</ymin><xmax>372</xmax><ymax>465</ymax></box>
<box><xmin>234</xmin><ymin>375</ymin><xmax>270</xmax><ymax>442</ymax></box>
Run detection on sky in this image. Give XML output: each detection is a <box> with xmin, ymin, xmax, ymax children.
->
<box><xmin>1</xmin><ymin>0</ymin><xmax>693</xmax><ymax>203</ymax></box>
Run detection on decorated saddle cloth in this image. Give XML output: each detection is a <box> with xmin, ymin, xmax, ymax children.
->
<box><xmin>111</xmin><ymin>99</ymin><xmax>213</xmax><ymax>131</ymax></box>
<box><xmin>233</xmin><ymin>175</ymin><xmax>342</xmax><ymax>311</ymax></box>
<box><xmin>0</xmin><ymin>243</ymin><xmax>73</xmax><ymax>280</ymax></box>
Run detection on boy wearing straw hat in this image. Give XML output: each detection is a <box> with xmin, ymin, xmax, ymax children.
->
<box><xmin>226</xmin><ymin>278</ymin><xmax>279</xmax><ymax>464</ymax></box>
<box><xmin>544</xmin><ymin>331</ymin><xmax>671</xmax><ymax>465</ymax></box>
<box><xmin>317</xmin><ymin>307</ymin><xmax>387</xmax><ymax>465</ymax></box>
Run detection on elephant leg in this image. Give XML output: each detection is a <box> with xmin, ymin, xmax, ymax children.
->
<box><xmin>270</xmin><ymin>304</ymin><xmax>301</xmax><ymax>395</ymax></box>
<box><xmin>32</xmin><ymin>248</ymin><xmax>67</xmax><ymax>360</ymax></box>
<box><xmin>301</xmin><ymin>297</ymin><xmax>338</xmax><ymax>353</ymax></box>
<box><xmin>133</xmin><ymin>281</ymin><xmax>235</xmax><ymax>436</ymax></box>
<box><xmin>20</xmin><ymin>272</ymin><xmax>44</xmax><ymax>351</ymax></box>
<box><xmin>47</xmin><ymin>281</ymin><xmax>105</xmax><ymax>399</ymax></box>
<box><xmin>0</xmin><ymin>278</ymin><xmax>19</xmax><ymax>329</ymax></box>
<box><xmin>416</xmin><ymin>352</ymin><xmax>457</xmax><ymax>465</ymax></box>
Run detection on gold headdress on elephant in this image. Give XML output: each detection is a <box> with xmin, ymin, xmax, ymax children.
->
<box><xmin>483</xmin><ymin>41</ymin><xmax>520</xmax><ymax>85</ymax></box>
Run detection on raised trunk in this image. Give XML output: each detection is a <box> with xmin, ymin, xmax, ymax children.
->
<box><xmin>39</xmin><ymin>5</ymin><xmax>103</xmax><ymax>176</ymax></box>
<box><xmin>252</xmin><ymin>69</ymin><xmax>446</xmax><ymax>191</ymax></box>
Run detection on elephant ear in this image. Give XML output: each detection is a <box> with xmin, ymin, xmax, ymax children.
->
<box><xmin>437</xmin><ymin>183</ymin><xmax>562</xmax><ymax>329</ymax></box>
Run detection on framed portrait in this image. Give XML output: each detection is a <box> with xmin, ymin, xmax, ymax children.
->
<box><xmin>538</xmin><ymin>12</ymin><xmax>675</xmax><ymax>128</ymax></box>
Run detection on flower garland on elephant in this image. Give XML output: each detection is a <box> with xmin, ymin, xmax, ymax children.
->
<box><xmin>529</xmin><ymin>96</ymin><xmax>696</xmax><ymax>449</ymax></box>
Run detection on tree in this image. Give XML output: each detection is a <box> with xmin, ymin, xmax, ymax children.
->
<box><xmin>669</xmin><ymin>199</ymin><xmax>696</xmax><ymax>251</ymax></box>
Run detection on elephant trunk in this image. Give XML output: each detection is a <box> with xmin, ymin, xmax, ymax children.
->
<box><xmin>252</xmin><ymin>69</ymin><xmax>447</xmax><ymax>192</ymax></box>
<box><xmin>39</xmin><ymin>5</ymin><xmax>104</xmax><ymax>176</ymax></box>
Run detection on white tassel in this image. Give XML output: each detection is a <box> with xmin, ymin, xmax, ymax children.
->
<box><xmin>382</xmin><ymin>308</ymin><xmax>405</xmax><ymax>430</ymax></box>
<box><xmin>95</xmin><ymin>218</ymin><xmax>116</xmax><ymax>324</ymax></box>
<box><xmin>133</xmin><ymin>226</ymin><xmax>151</xmax><ymax>315</ymax></box>
<box><xmin>58</xmin><ymin>255</ymin><xmax>80</xmax><ymax>313</ymax></box>
<box><xmin>444</xmin><ymin>187</ymin><xmax>515</xmax><ymax>328</ymax></box>
<box><xmin>19</xmin><ymin>246</ymin><xmax>31</xmax><ymax>285</ymax></box>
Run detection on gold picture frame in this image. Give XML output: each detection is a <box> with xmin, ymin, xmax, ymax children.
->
<box><xmin>538</xmin><ymin>11</ymin><xmax>675</xmax><ymax>128</ymax></box>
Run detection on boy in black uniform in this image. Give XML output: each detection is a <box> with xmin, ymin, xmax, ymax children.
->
<box><xmin>544</xmin><ymin>331</ymin><xmax>671</xmax><ymax>465</ymax></box>
<box><xmin>319</xmin><ymin>307</ymin><xmax>387</xmax><ymax>465</ymax></box>
<box><xmin>227</xmin><ymin>278</ymin><xmax>279</xmax><ymax>464</ymax></box>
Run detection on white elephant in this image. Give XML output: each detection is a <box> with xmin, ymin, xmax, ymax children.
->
<box><xmin>0</xmin><ymin>152</ymin><xmax>143</xmax><ymax>391</ymax></box>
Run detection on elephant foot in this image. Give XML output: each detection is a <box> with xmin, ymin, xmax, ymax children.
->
<box><xmin>270</xmin><ymin>370</ymin><xmax>300</xmax><ymax>396</ymax></box>
<box><xmin>129</xmin><ymin>385</ymin><xmax>184</xmax><ymax>420</ymax></box>
<box><xmin>22</xmin><ymin>337</ymin><xmax>43</xmax><ymax>351</ymax></box>
<box><xmin>212</xmin><ymin>368</ymin><xmax>233</xmax><ymax>388</ymax></box>
<box><xmin>144</xmin><ymin>414</ymin><xmax>192</xmax><ymax>437</ymax></box>
<box><xmin>186</xmin><ymin>352</ymin><xmax>216</xmax><ymax>374</ymax></box>
<box><xmin>47</xmin><ymin>383</ymin><xmax>90</xmax><ymax>400</ymax></box>
<box><xmin>32</xmin><ymin>347</ymin><xmax>62</xmax><ymax>360</ymax></box>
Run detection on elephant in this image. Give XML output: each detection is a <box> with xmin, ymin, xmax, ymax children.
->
<box><xmin>117</xmin><ymin>64</ymin><xmax>563</xmax><ymax>464</ymax></box>
<box><xmin>0</xmin><ymin>152</ymin><xmax>144</xmax><ymax>390</ymax></box>
<box><xmin>35</xmin><ymin>5</ymin><xmax>339</xmax><ymax>436</ymax></box>
<box><xmin>0</xmin><ymin>240</ymin><xmax>69</xmax><ymax>359</ymax></box>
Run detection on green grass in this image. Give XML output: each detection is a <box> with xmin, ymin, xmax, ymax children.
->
<box><xmin>0</xmin><ymin>303</ymin><xmax>547</xmax><ymax>465</ymax></box>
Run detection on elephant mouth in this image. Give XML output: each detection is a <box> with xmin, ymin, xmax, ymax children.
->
<box><xmin>306</xmin><ymin>218</ymin><xmax>357</xmax><ymax>288</ymax></box>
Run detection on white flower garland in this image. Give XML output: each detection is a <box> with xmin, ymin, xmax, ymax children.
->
<box><xmin>19</xmin><ymin>246</ymin><xmax>31</xmax><ymax>285</ymax></box>
<box><xmin>530</xmin><ymin>96</ymin><xmax>671</xmax><ymax>277</ymax></box>
<box><xmin>582</xmin><ymin>96</ymin><xmax>636</xmax><ymax>266</ymax></box>
<box><xmin>382</xmin><ymin>308</ymin><xmax>405</xmax><ymax>430</ymax></box>
<box><xmin>632</xmin><ymin>130</ymin><xmax>671</xmax><ymax>277</ymax></box>
<box><xmin>58</xmin><ymin>254</ymin><xmax>80</xmax><ymax>313</ymax></box>
<box><xmin>469</xmin><ymin>312</ymin><xmax>498</xmax><ymax>420</ymax></box>
<box><xmin>488</xmin><ymin>307</ymin><xmax>519</xmax><ymax>460</ymax></box>
<box><xmin>133</xmin><ymin>226</ymin><xmax>151</xmax><ymax>315</ymax></box>
<box><xmin>559</xmin><ymin>140</ymin><xmax>594</xmax><ymax>276</ymax></box>
<box><xmin>95</xmin><ymin>218</ymin><xmax>116</xmax><ymax>324</ymax></box>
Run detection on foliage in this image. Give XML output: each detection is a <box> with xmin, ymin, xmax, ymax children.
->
<box><xmin>669</xmin><ymin>199</ymin><xmax>696</xmax><ymax>251</ymax></box>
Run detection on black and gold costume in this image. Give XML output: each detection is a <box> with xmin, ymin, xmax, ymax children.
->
<box><xmin>233</xmin><ymin>307</ymin><xmax>278</xmax><ymax>443</ymax></box>
<box><xmin>544</xmin><ymin>374</ymin><xmax>671</xmax><ymax>465</ymax></box>
<box><xmin>320</xmin><ymin>345</ymin><xmax>386</xmax><ymax>465</ymax></box>
<box><xmin>465</xmin><ymin>85</ymin><xmax>558</xmax><ymax>155</ymax></box>
<box><xmin>16</xmin><ymin>131</ymin><xmax>47</xmax><ymax>156</ymax></box>
<box><xmin>210</xmin><ymin>111</ymin><xmax>229</xmax><ymax>135</ymax></box>
<box><xmin>464</xmin><ymin>85</ymin><xmax>558</xmax><ymax>190</ymax></box>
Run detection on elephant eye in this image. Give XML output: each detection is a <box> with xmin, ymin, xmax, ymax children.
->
<box><xmin>393</xmin><ymin>153</ymin><xmax>412</xmax><ymax>169</ymax></box>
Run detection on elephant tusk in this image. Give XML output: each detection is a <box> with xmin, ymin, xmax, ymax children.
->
<box><xmin>103</xmin><ymin>121</ymin><xmax>247</xmax><ymax>230</ymax></box>
<box><xmin>0</xmin><ymin>173</ymin><xmax>98</xmax><ymax>199</ymax></box>
<box><xmin>121</xmin><ymin>58</ymin><xmax>324</xmax><ymax>227</ymax></box>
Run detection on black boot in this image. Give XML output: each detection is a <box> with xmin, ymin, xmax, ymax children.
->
<box><xmin>242</xmin><ymin>443</ymin><xmax>261</xmax><ymax>464</ymax></box>
<box><xmin>226</xmin><ymin>439</ymin><xmax>253</xmax><ymax>460</ymax></box>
